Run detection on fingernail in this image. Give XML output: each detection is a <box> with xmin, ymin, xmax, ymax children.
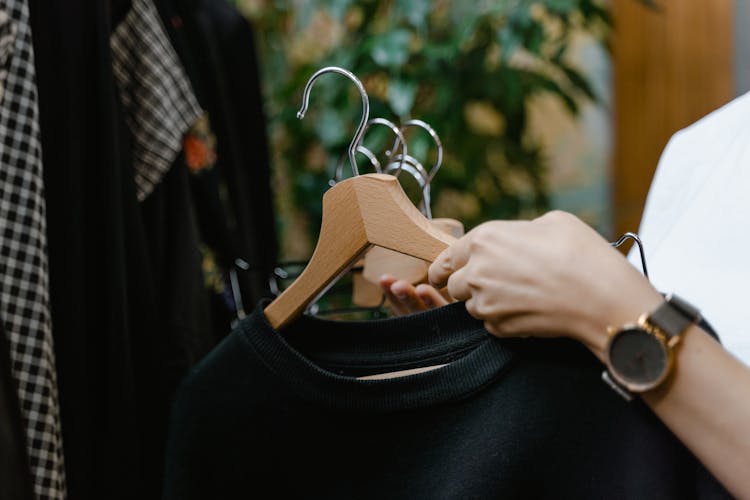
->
<box><xmin>396</xmin><ymin>293</ymin><xmax>408</xmax><ymax>300</ymax></box>
<box><xmin>441</xmin><ymin>261</ymin><xmax>452</xmax><ymax>270</ymax></box>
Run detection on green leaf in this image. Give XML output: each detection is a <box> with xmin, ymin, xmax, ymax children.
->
<box><xmin>370</xmin><ymin>29</ymin><xmax>412</xmax><ymax>68</ymax></box>
<box><xmin>497</xmin><ymin>69</ymin><xmax>524</xmax><ymax>116</ymax></box>
<box><xmin>561</xmin><ymin>64</ymin><xmax>597</xmax><ymax>101</ymax></box>
<box><xmin>580</xmin><ymin>0</ymin><xmax>613</xmax><ymax>24</ymax></box>
<box><xmin>497</xmin><ymin>27</ymin><xmax>522</xmax><ymax>60</ymax></box>
<box><xmin>396</xmin><ymin>0</ymin><xmax>431</xmax><ymax>31</ymax></box>
<box><xmin>388</xmin><ymin>78</ymin><xmax>418</xmax><ymax>117</ymax></box>
<box><xmin>525</xmin><ymin>21</ymin><xmax>545</xmax><ymax>55</ymax></box>
<box><xmin>544</xmin><ymin>80</ymin><xmax>579</xmax><ymax>114</ymax></box>
<box><xmin>551</xmin><ymin>44</ymin><xmax>566</xmax><ymax>63</ymax></box>
<box><xmin>422</xmin><ymin>42</ymin><xmax>457</xmax><ymax>63</ymax></box>
<box><xmin>544</xmin><ymin>0</ymin><xmax>577</xmax><ymax>14</ymax></box>
<box><xmin>454</xmin><ymin>16</ymin><xmax>481</xmax><ymax>50</ymax></box>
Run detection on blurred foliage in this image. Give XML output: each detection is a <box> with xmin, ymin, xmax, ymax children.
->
<box><xmin>235</xmin><ymin>0</ymin><xmax>613</xmax><ymax>259</ymax></box>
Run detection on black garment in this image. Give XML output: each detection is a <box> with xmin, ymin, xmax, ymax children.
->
<box><xmin>31</xmin><ymin>1</ymin><xmax>274</xmax><ymax>496</ymax></box>
<box><xmin>29</xmin><ymin>1</ymin><xmax>176</xmax><ymax>497</ymax></box>
<box><xmin>0</xmin><ymin>321</ymin><xmax>35</xmax><ymax>500</ymax></box>
<box><xmin>139</xmin><ymin>153</ymin><xmax>216</xmax><ymax>406</ymax></box>
<box><xmin>164</xmin><ymin>301</ymin><xmax>730</xmax><ymax>499</ymax></box>
<box><xmin>136</xmin><ymin>149</ymin><xmax>218</xmax><ymax>498</ymax></box>
<box><xmin>157</xmin><ymin>0</ymin><xmax>278</xmax><ymax>309</ymax></box>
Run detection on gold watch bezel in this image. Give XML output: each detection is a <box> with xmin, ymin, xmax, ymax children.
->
<box><xmin>604</xmin><ymin>314</ymin><xmax>677</xmax><ymax>393</ymax></box>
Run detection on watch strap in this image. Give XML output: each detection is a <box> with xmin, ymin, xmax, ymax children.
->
<box><xmin>601</xmin><ymin>370</ymin><xmax>634</xmax><ymax>402</ymax></box>
<box><xmin>647</xmin><ymin>293</ymin><xmax>702</xmax><ymax>339</ymax></box>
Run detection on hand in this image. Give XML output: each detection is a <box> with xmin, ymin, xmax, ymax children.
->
<box><xmin>378</xmin><ymin>274</ymin><xmax>450</xmax><ymax>316</ymax></box>
<box><xmin>427</xmin><ymin>211</ymin><xmax>663</xmax><ymax>357</ymax></box>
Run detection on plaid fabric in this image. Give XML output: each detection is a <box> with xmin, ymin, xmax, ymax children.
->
<box><xmin>111</xmin><ymin>0</ymin><xmax>202</xmax><ymax>201</ymax></box>
<box><xmin>0</xmin><ymin>9</ymin><xmax>15</xmax><ymax>104</ymax></box>
<box><xmin>0</xmin><ymin>1</ymin><xmax>66</xmax><ymax>498</ymax></box>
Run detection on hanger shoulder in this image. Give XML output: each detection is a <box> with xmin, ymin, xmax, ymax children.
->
<box><xmin>357</xmin><ymin>174</ymin><xmax>456</xmax><ymax>260</ymax></box>
<box><xmin>361</xmin><ymin>218</ymin><xmax>464</xmax><ymax>286</ymax></box>
<box><xmin>264</xmin><ymin>174</ymin><xmax>457</xmax><ymax>330</ymax></box>
<box><xmin>264</xmin><ymin>180</ymin><xmax>370</xmax><ymax>330</ymax></box>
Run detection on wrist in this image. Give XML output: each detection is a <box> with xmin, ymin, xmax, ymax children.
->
<box><xmin>578</xmin><ymin>287</ymin><xmax>664</xmax><ymax>362</ymax></box>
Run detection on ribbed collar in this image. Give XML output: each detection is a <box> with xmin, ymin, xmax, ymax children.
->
<box><xmin>238</xmin><ymin>301</ymin><xmax>516</xmax><ymax>413</ymax></box>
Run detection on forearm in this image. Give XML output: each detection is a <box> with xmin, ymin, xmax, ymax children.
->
<box><xmin>642</xmin><ymin>325</ymin><xmax>750</xmax><ymax>498</ymax></box>
<box><xmin>583</xmin><ymin>294</ymin><xmax>750</xmax><ymax>498</ymax></box>
<box><xmin>577</xmin><ymin>287</ymin><xmax>750</xmax><ymax>497</ymax></box>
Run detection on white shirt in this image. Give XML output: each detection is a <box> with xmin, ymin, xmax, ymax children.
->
<box><xmin>628</xmin><ymin>91</ymin><xmax>750</xmax><ymax>366</ymax></box>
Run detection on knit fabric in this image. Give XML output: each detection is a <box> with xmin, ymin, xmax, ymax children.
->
<box><xmin>164</xmin><ymin>301</ymin><xmax>730</xmax><ymax>499</ymax></box>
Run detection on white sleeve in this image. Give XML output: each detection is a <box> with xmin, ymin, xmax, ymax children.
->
<box><xmin>627</xmin><ymin>92</ymin><xmax>750</xmax><ymax>365</ymax></box>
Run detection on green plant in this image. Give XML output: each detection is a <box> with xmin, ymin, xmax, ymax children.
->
<box><xmin>237</xmin><ymin>0</ymin><xmax>612</xmax><ymax>259</ymax></box>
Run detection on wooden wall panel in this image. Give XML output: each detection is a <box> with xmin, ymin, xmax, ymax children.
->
<box><xmin>612</xmin><ymin>0</ymin><xmax>734</xmax><ymax>237</ymax></box>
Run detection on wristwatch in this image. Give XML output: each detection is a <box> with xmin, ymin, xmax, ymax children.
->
<box><xmin>602</xmin><ymin>293</ymin><xmax>701</xmax><ymax>401</ymax></box>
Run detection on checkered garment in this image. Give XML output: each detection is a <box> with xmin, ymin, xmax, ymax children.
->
<box><xmin>111</xmin><ymin>0</ymin><xmax>202</xmax><ymax>201</ymax></box>
<box><xmin>0</xmin><ymin>1</ymin><xmax>66</xmax><ymax>498</ymax></box>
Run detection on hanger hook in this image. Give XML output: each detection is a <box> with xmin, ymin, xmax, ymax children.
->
<box><xmin>297</xmin><ymin>66</ymin><xmax>369</xmax><ymax>177</ymax></box>
<box><xmin>384</xmin><ymin>154</ymin><xmax>432</xmax><ymax>218</ymax></box>
<box><xmin>330</xmin><ymin>117</ymin><xmax>409</xmax><ymax>185</ymax></box>
<box><xmin>329</xmin><ymin>145</ymin><xmax>381</xmax><ymax>187</ymax></box>
<box><xmin>390</xmin><ymin>119</ymin><xmax>443</xmax><ymax>184</ymax></box>
<box><xmin>611</xmin><ymin>232</ymin><xmax>649</xmax><ymax>279</ymax></box>
<box><xmin>361</xmin><ymin>117</ymin><xmax>408</xmax><ymax>178</ymax></box>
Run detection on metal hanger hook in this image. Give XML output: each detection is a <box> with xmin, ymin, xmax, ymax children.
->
<box><xmin>361</xmin><ymin>117</ymin><xmax>408</xmax><ymax>178</ymax></box>
<box><xmin>331</xmin><ymin>117</ymin><xmax>409</xmax><ymax>186</ymax></box>
<box><xmin>384</xmin><ymin>154</ymin><xmax>432</xmax><ymax>219</ymax></box>
<box><xmin>297</xmin><ymin>66</ymin><xmax>370</xmax><ymax>177</ymax></box>
<box><xmin>390</xmin><ymin>119</ymin><xmax>443</xmax><ymax>184</ymax></box>
<box><xmin>329</xmin><ymin>145</ymin><xmax>382</xmax><ymax>187</ymax></box>
<box><xmin>611</xmin><ymin>231</ymin><xmax>649</xmax><ymax>279</ymax></box>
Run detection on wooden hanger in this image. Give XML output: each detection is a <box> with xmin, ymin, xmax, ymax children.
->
<box><xmin>264</xmin><ymin>173</ymin><xmax>457</xmax><ymax>329</ymax></box>
<box><xmin>358</xmin><ymin>121</ymin><xmax>461</xmax><ymax>300</ymax></box>
<box><xmin>263</xmin><ymin>66</ymin><xmax>457</xmax><ymax>330</ymax></box>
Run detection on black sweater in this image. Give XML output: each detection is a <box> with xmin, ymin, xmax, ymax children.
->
<box><xmin>163</xmin><ymin>301</ymin><xmax>729</xmax><ymax>499</ymax></box>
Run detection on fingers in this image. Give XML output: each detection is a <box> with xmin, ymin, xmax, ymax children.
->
<box><xmin>390</xmin><ymin>279</ymin><xmax>430</xmax><ymax>313</ymax></box>
<box><xmin>414</xmin><ymin>283</ymin><xmax>450</xmax><ymax>308</ymax></box>
<box><xmin>428</xmin><ymin>233</ymin><xmax>473</xmax><ymax>288</ymax></box>
<box><xmin>378</xmin><ymin>275</ymin><xmax>450</xmax><ymax>315</ymax></box>
<box><xmin>446</xmin><ymin>267</ymin><xmax>471</xmax><ymax>302</ymax></box>
<box><xmin>378</xmin><ymin>275</ymin><xmax>410</xmax><ymax>316</ymax></box>
<box><xmin>378</xmin><ymin>275</ymin><xmax>429</xmax><ymax>315</ymax></box>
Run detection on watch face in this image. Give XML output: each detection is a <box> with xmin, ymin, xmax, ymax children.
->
<box><xmin>608</xmin><ymin>327</ymin><xmax>668</xmax><ymax>387</ymax></box>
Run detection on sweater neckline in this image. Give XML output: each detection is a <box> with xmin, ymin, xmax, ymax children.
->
<box><xmin>238</xmin><ymin>301</ymin><xmax>516</xmax><ymax>413</ymax></box>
